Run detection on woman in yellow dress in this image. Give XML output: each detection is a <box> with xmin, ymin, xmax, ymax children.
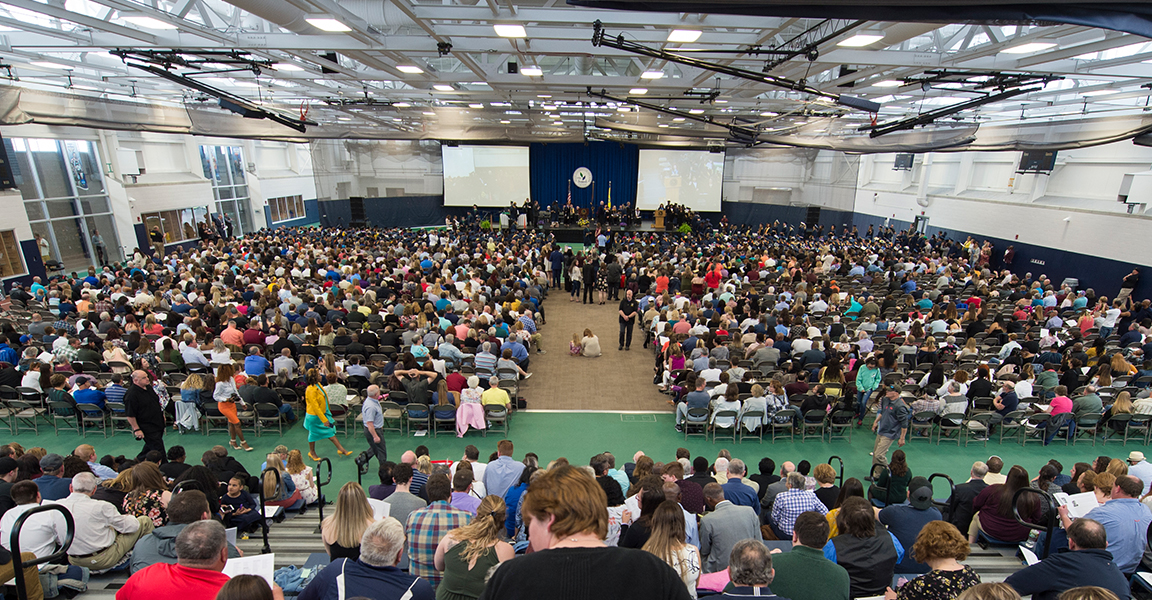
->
<box><xmin>303</xmin><ymin>368</ymin><xmax>352</xmax><ymax>461</ymax></box>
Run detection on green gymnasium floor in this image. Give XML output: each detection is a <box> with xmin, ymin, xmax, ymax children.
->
<box><xmin>9</xmin><ymin>411</ymin><xmax>1125</xmax><ymax>493</ymax></box>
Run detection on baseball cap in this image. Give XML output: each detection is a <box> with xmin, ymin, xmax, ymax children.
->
<box><xmin>39</xmin><ymin>454</ymin><xmax>63</xmax><ymax>472</ymax></box>
<box><xmin>0</xmin><ymin>457</ymin><xmax>17</xmax><ymax>475</ymax></box>
<box><xmin>908</xmin><ymin>476</ymin><xmax>934</xmax><ymax>510</ymax></box>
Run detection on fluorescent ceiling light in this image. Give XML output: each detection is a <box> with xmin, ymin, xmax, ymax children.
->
<box><xmin>305</xmin><ymin>18</ymin><xmax>351</xmax><ymax>32</ymax></box>
<box><xmin>520</xmin><ymin>66</ymin><xmax>543</xmax><ymax>77</ymax></box>
<box><xmin>542</xmin><ymin>104</ymin><xmax>556</xmax><ymax>110</ymax></box>
<box><xmin>1001</xmin><ymin>42</ymin><xmax>1056</xmax><ymax>54</ymax></box>
<box><xmin>274</xmin><ymin>63</ymin><xmax>304</xmax><ymax>71</ymax></box>
<box><xmin>468</xmin><ymin>103</ymin><xmax>484</xmax><ymax>108</ymax></box>
<box><xmin>689</xmin><ymin>109</ymin><xmax>704</xmax><ymax>114</ymax></box>
<box><xmin>231</xmin><ymin>80</ymin><xmax>259</xmax><ymax>87</ymax></box>
<box><xmin>393</xmin><ymin>102</ymin><xmax>411</xmax><ymax>107</ymax></box>
<box><xmin>500</xmin><ymin>120</ymin><xmax>511</xmax><ymax>124</ymax></box>
<box><xmin>432</xmin><ymin>84</ymin><xmax>454</xmax><ymax>92</ymax></box>
<box><xmin>1081</xmin><ymin>89</ymin><xmax>1119</xmax><ymax>96</ymax></box>
<box><xmin>641</xmin><ymin>70</ymin><xmax>664</xmax><ymax>79</ymax></box>
<box><xmin>30</xmin><ymin>61</ymin><xmax>68</xmax><ymax>69</ymax></box>
<box><xmin>872</xmin><ymin>80</ymin><xmax>903</xmax><ymax>87</ymax></box>
<box><xmin>422</xmin><ymin>111</ymin><xmax>435</xmax><ymax>116</ymax></box>
<box><xmin>837</xmin><ymin>33</ymin><xmax>884</xmax><ymax>47</ymax></box>
<box><xmin>121</xmin><ymin>15</ymin><xmax>178</xmax><ymax>29</ymax></box>
<box><xmin>672</xmin><ymin>117</ymin><xmax>685</xmax><ymax>121</ymax></box>
<box><xmin>617</xmin><ymin>106</ymin><xmax>631</xmax><ymax>112</ymax></box>
<box><xmin>629</xmin><ymin>88</ymin><xmax>647</xmax><ymax>95</ymax></box>
<box><xmin>658</xmin><ymin>124</ymin><xmax>669</xmax><ymax>128</ymax></box>
<box><xmin>537</xmin><ymin>94</ymin><xmax>551</xmax><ymax>98</ymax></box>
<box><xmin>760</xmin><ymin>111</ymin><xmax>778</xmax><ymax>117</ymax></box>
<box><xmin>493</xmin><ymin>24</ymin><xmax>526</xmax><ymax>38</ymax></box>
<box><xmin>714</xmin><ymin>99</ymin><xmax>727</xmax><ymax>104</ymax></box>
<box><xmin>397</xmin><ymin>65</ymin><xmax>424</xmax><ymax>74</ymax></box>
<box><xmin>667</xmin><ymin>29</ymin><xmax>701</xmax><ymax>43</ymax></box>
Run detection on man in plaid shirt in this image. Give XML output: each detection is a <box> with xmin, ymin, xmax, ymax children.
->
<box><xmin>405</xmin><ymin>473</ymin><xmax>470</xmax><ymax>588</ymax></box>
<box><xmin>770</xmin><ymin>472</ymin><xmax>827</xmax><ymax>539</ymax></box>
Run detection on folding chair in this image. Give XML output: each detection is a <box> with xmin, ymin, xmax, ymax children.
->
<box><xmin>739</xmin><ymin>411</ymin><xmax>764</xmax><ymax>443</ymax></box>
<box><xmin>484</xmin><ymin>404</ymin><xmax>508</xmax><ymax>436</ymax></box>
<box><xmin>801</xmin><ymin>410</ymin><xmax>827</xmax><ymax>442</ymax></box>
<box><xmin>711</xmin><ymin>411</ymin><xmax>738</xmax><ymax>444</ymax></box>
<box><xmin>683</xmin><ymin>407</ymin><xmax>709</xmax><ymax>440</ymax></box>
<box><xmin>770</xmin><ymin>409</ymin><xmax>797</xmax><ymax>443</ymax></box>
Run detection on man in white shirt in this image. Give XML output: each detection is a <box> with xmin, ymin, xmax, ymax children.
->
<box><xmin>55</xmin><ymin>473</ymin><xmax>154</xmax><ymax>572</ymax></box>
<box><xmin>179</xmin><ymin>336</ymin><xmax>211</xmax><ymax>371</ymax></box>
<box><xmin>1</xmin><ymin>481</ymin><xmax>68</xmax><ymax>560</ymax></box>
<box><xmin>1128</xmin><ymin>451</ymin><xmax>1152</xmax><ymax>496</ymax></box>
<box><xmin>272</xmin><ymin>348</ymin><xmax>297</xmax><ymax>377</ymax></box>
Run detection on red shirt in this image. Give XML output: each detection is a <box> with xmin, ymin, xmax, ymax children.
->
<box><xmin>116</xmin><ymin>563</ymin><xmax>230</xmax><ymax>600</ymax></box>
<box><xmin>704</xmin><ymin>270</ymin><xmax>721</xmax><ymax>290</ymax></box>
<box><xmin>1049</xmin><ymin>395</ymin><xmax>1073</xmax><ymax>415</ymax></box>
<box><xmin>655</xmin><ymin>276</ymin><xmax>669</xmax><ymax>294</ymax></box>
<box><xmin>446</xmin><ymin>372</ymin><xmax>467</xmax><ymax>394</ymax></box>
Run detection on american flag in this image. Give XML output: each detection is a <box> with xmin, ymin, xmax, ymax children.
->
<box><xmin>567</xmin><ymin>179</ymin><xmax>572</xmax><ymax>204</ymax></box>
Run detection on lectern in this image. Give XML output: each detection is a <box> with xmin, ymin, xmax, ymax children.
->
<box><xmin>654</xmin><ymin>209</ymin><xmax>665</xmax><ymax>230</ymax></box>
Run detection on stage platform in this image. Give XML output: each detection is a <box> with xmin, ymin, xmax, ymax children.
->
<box><xmin>539</xmin><ymin>221</ymin><xmax>667</xmax><ymax>243</ymax></box>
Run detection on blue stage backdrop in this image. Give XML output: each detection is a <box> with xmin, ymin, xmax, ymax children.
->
<box><xmin>530</xmin><ymin>142</ymin><xmax>639</xmax><ymax>212</ymax></box>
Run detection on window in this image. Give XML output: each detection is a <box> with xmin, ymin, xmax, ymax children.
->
<box><xmin>141</xmin><ymin>207</ymin><xmax>210</xmax><ymax>244</ymax></box>
<box><xmin>0</xmin><ymin>231</ymin><xmax>26</xmax><ymax>278</ymax></box>
<box><xmin>9</xmin><ymin>137</ymin><xmax>120</xmax><ymax>270</ymax></box>
<box><xmin>200</xmin><ymin>145</ymin><xmax>253</xmax><ymax>236</ymax></box>
<box><xmin>269</xmin><ymin>195</ymin><xmax>305</xmax><ymax>223</ymax></box>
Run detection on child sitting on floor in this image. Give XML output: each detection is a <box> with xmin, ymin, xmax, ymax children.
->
<box><xmin>220</xmin><ymin>474</ymin><xmax>261</xmax><ymax>532</ymax></box>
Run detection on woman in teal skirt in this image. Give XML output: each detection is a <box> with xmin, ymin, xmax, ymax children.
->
<box><xmin>303</xmin><ymin>368</ymin><xmax>352</xmax><ymax>461</ymax></box>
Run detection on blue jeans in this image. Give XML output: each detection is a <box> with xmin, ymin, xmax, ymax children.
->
<box><xmin>1044</xmin><ymin>414</ymin><xmax>1074</xmax><ymax>445</ymax></box>
<box><xmin>1099</xmin><ymin>326</ymin><xmax>1113</xmax><ymax>340</ymax></box>
<box><xmin>856</xmin><ymin>389</ymin><xmax>872</xmax><ymax>420</ymax></box>
<box><xmin>279</xmin><ymin>404</ymin><xmax>297</xmax><ymax>422</ymax></box>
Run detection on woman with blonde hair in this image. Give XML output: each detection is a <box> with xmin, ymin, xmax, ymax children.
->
<box><xmin>416</xmin><ymin>455</ymin><xmax>434</xmax><ymax>475</ymax></box>
<box><xmin>262</xmin><ymin>453</ymin><xmax>304</xmax><ymax>511</ymax></box>
<box><xmin>214</xmin><ymin>363</ymin><xmax>253</xmax><ymax>452</ymax></box>
<box><xmin>955</xmin><ymin>583</ymin><xmax>1021</xmax><ymax>600</ymax></box>
<box><xmin>103</xmin><ymin>342</ymin><xmax>133</xmax><ymax>373</ymax></box>
<box><xmin>285</xmin><ymin>449</ymin><xmax>319</xmax><ymax>505</ymax></box>
<box><xmin>434</xmin><ymin>495</ymin><xmax>514</xmax><ymax>600</ymax></box>
<box><xmin>304</xmin><ymin>368</ymin><xmax>351</xmax><ymax>461</ymax></box>
<box><xmin>642</xmin><ymin>500</ymin><xmax>701</xmax><ymax>598</ymax></box>
<box><xmin>320</xmin><ymin>481</ymin><xmax>375</xmax><ymax>560</ymax></box>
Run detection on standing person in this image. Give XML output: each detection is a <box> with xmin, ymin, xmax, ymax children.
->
<box><xmin>361</xmin><ymin>385</ymin><xmax>388</xmax><ymax>465</ymax></box>
<box><xmin>213</xmin><ymin>364</ymin><xmax>253</xmax><ymax>452</ymax></box>
<box><xmin>91</xmin><ymin>229</ymin><xmax>107</xmax><ymax>265</ymax></box>
<box><xmin>871</xmin><ymin>385</ymin><xmax>909</xmax><ymax>469</ymax></box>
<box><xmin>125</xmin><ymin>370</ymin><xmax>165</xmax><ymax>461</ymax></box>
<box><xmin>433</xmin><ymin>495</ymin><xmax>514</xmax><ymax>600</ymax></box>
<box><xmin>855</xmin><ymin>357</ymin><xmax>881</xmax><ymax>427</ymax></box>
<box><xmin>1117</xmin><ymin>269</ymin><xmax>1139</xmax><ymax>305</ymax></box>
<box><xmin>149</xmin><ymin>226</ymin><xmax>164</xmax><ymax>258</ymax></box>
<box><xmin>618</xmin><ymin>289</ymin><xmax>638</xmax><ymax>352</ymax></box>
<box><xmin>303</xmin><ymin>369</ymin><xmax>351</xmax><ymax>461</ymax></box>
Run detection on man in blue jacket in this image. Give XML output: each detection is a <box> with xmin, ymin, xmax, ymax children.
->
<box><xmin>1005</xmin><ymin>518</ymin><xmax>1130</xmax><ymax>600</ymax></box>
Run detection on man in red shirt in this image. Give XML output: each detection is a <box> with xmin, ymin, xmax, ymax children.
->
<box><xmin>116</xmin><ymin>520</ymin><xmax>230</xmax><ymax>600</ymax></box>
<box><xmin>219</xmin><ymin>321</ymin><xmax>244</xmax><ymax>348</ymax></box>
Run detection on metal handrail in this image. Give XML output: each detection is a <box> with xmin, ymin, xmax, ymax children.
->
<box><xmin>10</xmin><ymin>505</ymin><xmax>75</xmax><ymax>600</ymax></box>
<box><xmin>314</xmin><ymin>457</ymin><xmax>332</xmax><ymax>530</ymax></box>
<box><xmin>827</xmin><ymin>455</ymin><xmax>844</xmax><ymax>488</ymax></box>
<box><xmin>355</xmin><ymin>451</ymin><xmax>372</xmax><ymax>486</ymax></box>
<box><xmin>1012</xmin><ymin>487</ymin><xmax>1058</xmax><ymax>558</ymax></box>
<box><xmin>869</xmin><ymin>463</ymin><xmax>892</xmax><ymax>506</ymax></box>
<box><xmin>927</xmin><ymin>473</ymin><xmax>956</xmax><ymax>513</ymax></box>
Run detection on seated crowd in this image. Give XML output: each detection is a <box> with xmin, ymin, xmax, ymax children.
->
<box><xmin>632</xmin><ymin>226</ymin><xmax>1149</xmax><ymax>449</ymax></box>
<box><xmin>0</xmin><ymin>439</ymin><xmax>1148</xmax><ymax>600</ymax></box>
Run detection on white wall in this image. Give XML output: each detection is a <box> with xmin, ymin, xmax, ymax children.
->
<box><xmin>854</xmin><ymin>142</ymin><xmax>1152</xmax><ymax>267</ymax></box>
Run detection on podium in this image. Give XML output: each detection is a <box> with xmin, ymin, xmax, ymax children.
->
<box><xmin>654</xmin><ymin>209</ymin><xmax>665</xmax><ymax>230</ymax></box>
